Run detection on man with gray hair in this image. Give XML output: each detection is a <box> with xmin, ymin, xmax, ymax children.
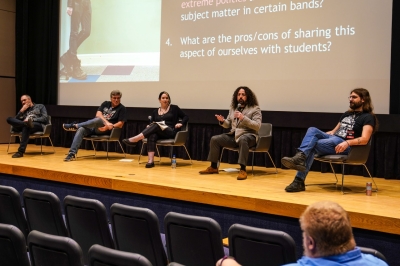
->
<box><xmin>62</xmin><ymin>90</ymin><xmax>127</xmax><ymax>161</ymax></box>
<box><xmin>6</xmin><ymin>95</ymin><xmax>48</xmax><ymax>158</ymax></box>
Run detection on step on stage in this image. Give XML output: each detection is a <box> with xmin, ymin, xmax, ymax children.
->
<box><xmin>1</xmin><ymin>145</ymin><xmax>400</xmax><ymax>264</ymax></box>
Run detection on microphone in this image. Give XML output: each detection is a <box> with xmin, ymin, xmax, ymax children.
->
<box><xmin>148</xmin><ymin>116</ymin><xmax>152</xmax><ymax>124</ymax></box>
<box><xmin>236</xmin><ymin>103</ymin><xmax>242</xmax><ymax>111</ymax></box>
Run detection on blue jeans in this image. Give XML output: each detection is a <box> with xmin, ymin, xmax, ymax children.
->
<box><xmin>296</xmin><ymin>127</ymin><xmax>350</xmax><ymax>181</ymax></box>
<box><xmin>69</xmin><ymin>118</ymin><xmax>109</xmax><ymax>154</ymax></box>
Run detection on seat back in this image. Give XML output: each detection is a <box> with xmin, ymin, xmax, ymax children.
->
<box><xmin>172</xmin><ymin>123</ymin><xmax>189</xmax><ymax>145</ymax></box>
<box><xmin>41</xmin><ymin>115</ymin><xmax>52</xmax><ymax>136</ymax></box>
<box><xmin>23</xmin><ymin>188</ymin><xmax>68</xmax><ymax>237</ymax></box>
<box><xmin>345</xmin><ymin>139</ymin><xmax>372</xmax><ymax>164</ymax></box>
<box><xmin>228</xmin><ymin>223</ymin><xmax>296</xmax><ymax>266</ymax></box>
<box><xmin>64</xmin><ymin>195</ymin><xmax>114</xmax><ymax>264</ymax></box>
<box><xmin>164</xmin><ymin>212</ymin><xmax>225</xmax><ymax>266</ymax></box>
<box><xmin>108</xmin><ymin>127</ymin><xmax>122</xmax><ymax>141</ymax></box>
<box><xmin>359</xmin><ymin>246</ymin><xmax>387</xmax><ymax>262</ymax></box>
<box><xmin>110</xmin><ymin>203</ymin><xmax>167</xmax><ymax>266</ymax></box>
<box><xmin>88</xmin><ymin>244</ymin><xmax>153</xmax><ymax>266</ymax></box>
<box><xmin>28</xmin><ymin>230</ymin><xmax>84</xmax><ymax>266</ymax></box>
<box><xmin>0</xmin><ymin>223</ymin><xmax>30</xmax><ymax>266</ymax></box>
<box><xmin>253</xmin><ymin>123</ymin><xmax>273</xmax><ymax>151</ymax></box>
<box><xmin>0</xmin><ymin>185</ymin><xmax>29</xmax><ymax>239</ymax></box>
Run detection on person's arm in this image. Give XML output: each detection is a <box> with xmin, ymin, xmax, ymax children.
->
<box><xmin>326</xmin><ymin>122</ymin><xmax>340</xmax><ymax>135</ymax></box>
<box><xmin>238</xmin><ymin>106</ymin><xmax>262</xmax><ymax>131</ymax></box>
<box><xmin>175</xmin><ymin>106</ymin><xmax>189</xmax><ymax>128</ymax></box>
<box><xmin>32</xmin><ymin>105</ymin><xmax>48</xmax><ymax>124</ymax></box>
<box><xmin>220</xmin><ymin>109</ymin><xmax>233</xmax><ymax>129</ymax></box>
<box><xmin>334</xmin><ymin>125</ymin><xmax>373</xmax><ymax>153</ymax></box>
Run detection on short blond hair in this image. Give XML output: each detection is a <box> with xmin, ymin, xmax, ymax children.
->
<box><xmin>300</xmin><ymin>201</ymin><xmax>356</xmax><ymax>257</ymax></box>
<box><xmin>110</xmin><ymin>90</ymin><xmax>122</xmax><ymax>97</ymax></box>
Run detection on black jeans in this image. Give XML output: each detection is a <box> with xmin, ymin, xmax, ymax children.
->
<box><xmin>7</xmin><ymin>117</ymin><xmax>43</xmax><ymax>154</ymax></box>
<box><xmin>142</xmin><ymin>123</ymin><xmax>175</xmax><ymax>152</ymax></box>
<box><xmin>69</xmin><ymin>0</ymin><xmax>92</xmax><ymax>57</ymax></box>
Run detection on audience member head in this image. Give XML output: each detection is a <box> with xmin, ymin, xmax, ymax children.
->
<box><xmin>300</xmin><ymin>201</ymin><xmax>356</xmax><ymax>258</ymax></box>
<box><xmin>159</xmin><ymin>91</ymin><xmax>171</xmax><ymax>105</ymax></box>
<box><xmin>230</xmin><ymin>86</ymin><xmax>259</xmax><ymax>109</ymax></box>
<box><xmin>110</xmin><ymin>90</ymin><xmax>122</xmax><ymax>98</ymax></box>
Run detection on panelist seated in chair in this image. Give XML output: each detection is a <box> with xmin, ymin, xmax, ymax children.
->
<box><xmin>62</xmin><ymin>90</ymin><xmax>127</xmax><ymax>161</ymax></box>
<box><xmin>217</xmin><ymin>201</ymin><xmax>388</xmax><ymax>266</ymax></box>
<box><xmin>123</xmin><ymin>91</ymin><xmax>188</xmax><ymax>168</ymax></box>
<box><xmin>281</xmin><ymin>88</ymin><xmax>378</xmax><ymax>193</ymax></box>
<box><xmin>6</xmin><ymin>94</ymin><xmax>48</xmax><ymax>158</ymax></box>
<box><xmin>199</xmin><ymin>86</ymin><xmax>261</xmax><ymax>180</ymax></box>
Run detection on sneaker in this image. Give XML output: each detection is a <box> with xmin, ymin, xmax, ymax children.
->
<box><xmin>237</xmin><ymin>170</ymin><xmax>247</xmax><ymax>180</ymax></box>
<box><xmin>199</xmin><ymin>166</ymin><xmax>219</xmax><ymax>174</ymax></box>
<box><xmin>24</xmin><ymin>117</ymin><xmax>33</xmax><ymax>128</ymax></box>
<box><xmin>64</xmin><ymin>153</ymin><xmax>76</xmax><ymax>162</ymax></box>
<box><xmin>12</xmin><ymin>152</ymin><xmax>23</xmax><ymax>158</ymax></box>
<box><xmin>63</xmin><ymin>123</ymin><xmax>77</xmax><ymax>131</ymax></box>
<box><xmin>281</xmin><ymin>151</ymin><xmax>307</xmax><ymax>171</ymax></box>
<box><xmin>285</xmin><ymin>178</ymin><xmax>306</xmax><ymax>192</ymax></box>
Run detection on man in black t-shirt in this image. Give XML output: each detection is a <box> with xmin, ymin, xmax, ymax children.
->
<box><xmin>281</xmin><ymin>88</ymin><xmax>378</xmax><ymax>192</ymax></box>
<box><xmin>62</xmin><ymin>90</ymin><xmax>127</xmax><ymax>161</ymax></box>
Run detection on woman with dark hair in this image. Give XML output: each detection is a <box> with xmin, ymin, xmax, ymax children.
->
<box><xmin>123</xmin><ymin>91</ymin><xmax>188</xmax><ymax>168</ymax></box>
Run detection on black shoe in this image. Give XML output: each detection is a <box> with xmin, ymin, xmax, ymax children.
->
<box><xmin>72</xmin><ymin>58</ymin><xmax>87</xmax><ymax>80</ymax></box>
<box><xmin>24</xmin><ymin>117</ymin><xmax>33</xmax><ymax>128</ymax></box>
<box><xmin>63</xmin><ymin>123</ymin><xmax>77</xmax><ymax>131</ymax></box>
<box><xmin>12</xmin><ymin>152</ymin><xmax>23</xmax><ymax>158</ymax></box>
<box><xmin>285</xmin><ymin>178</ymin><xmax>306</xmax><ymax>192</ymax></box>
<box><xmin>64</xmin><ymin>153</ymin><xmax>75</xmax><ymax>162</ymax></box>
<box><xmin>145</xmin><ymin>162</ymin><xmax>154</xmax><ymax>168</ymax></box>
<box><xmin>122</xmin><ymin>139</ymin><xmax>137</xmax><ymax>147</ymax></box>
<box><xmin>281</xmin><ymin>151</ymin><xmax>307</xmax><ymax>171</ymax></box>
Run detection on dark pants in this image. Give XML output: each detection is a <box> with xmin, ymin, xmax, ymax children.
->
<box><xmin>142</xmin><ymin>123</ymin><xmax>175</xmax><ymax>152</ymax></box>
<box><xmin>7</xmin><ymin>117</ymin><xmax>43</xmax><ymax>154</ymax></box>
<box><xmin>69</xmin><ymin>0</ymin><xmax>91</xmax><ymax>57</ymax></box>
<box><xmin>207</xmin><ymin>133</ymin><xmax>257</xmax><ymax>166</ymax></box>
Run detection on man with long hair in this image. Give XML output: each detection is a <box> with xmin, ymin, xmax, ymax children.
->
<box><xmin>199</xmin><ymin>86</ymin><xmax>261</xmax><ymax>180</ymax></box>
<box><xmin>281</xmin><ymin>88</ymin><xmax>378</xmax><ymax>192</ymax></box>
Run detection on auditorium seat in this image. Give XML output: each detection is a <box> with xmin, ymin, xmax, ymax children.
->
<box><xmin>228</xmin><ymin>223</ymin><xmax>296</xmax><ymax>266</ymax></box>
<box><xmin>164</xmin><ymin>212</ymin><xmax>225</xmax><ymax>266</ymax></box>
<box><xmin>110</xmin><ymin>203</ymin><xmax>168</xmax><ymax>266</ymax></box>
<box><xmin>0</xmin><ymin>223</ymin><xmax>30</xmax><ymax>266</ymax></box>
<box><xmin>23</xmin><ymin>188</ymin><xmax>68</xmax><ymax>237</ymax></box>
<box><xmin>88</xmin><ymin>244</ymin><xmax>153</xmax><ymax>266</ymax></box>
<box><xmin>64</xmin><ymin>195</ymin><xmax>114</xmax><ymax>264</ymax></box>
<box><xmin>0</xmin><ymin>185</ymin><xmax>29</xmax><ymax>240</ymax></box>
<box><xmin>359</xmin><ymin>246</ymin><xmax>387</xmax><ymax>262</ymax></box>
<box><xmin>28</xmin><ymin>230</ymin><xmax>84</xmax><ymax>266</ymax></box>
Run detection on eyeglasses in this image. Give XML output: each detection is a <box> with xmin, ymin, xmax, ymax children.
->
<box><xmin>112</xmin><ymin>97</ymin><xmax>121</xmax><ymax>100</ymax></box>
<box><xmin>348</xmin><ymin>96</ymin><xmax>359</xmax><ymax>100</ymax></box>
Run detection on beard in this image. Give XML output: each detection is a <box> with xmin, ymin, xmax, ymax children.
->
<box><xmin>350</xmin><ymin>101</ymin><xmax>363</xmax><ymax>110</ymax></box>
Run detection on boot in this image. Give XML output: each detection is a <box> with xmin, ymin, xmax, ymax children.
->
<box><xmin>281</xmin><ymin>151</ymin><xmax>306</xmax><ymax>171</ymax></box>
<box><xmin>285</xmin><ymin>176</ymin><xmax>305</xmax><ymax>192</ymax></box>
<box><xmin>72</xmin><ymin>58</ymin><xmax>87</xmax><ymax>80</ymax></box>
<box><xmin>60</xmin><ymin>52</ymin><xmax>73</xmax><ymax>80</ymax></box>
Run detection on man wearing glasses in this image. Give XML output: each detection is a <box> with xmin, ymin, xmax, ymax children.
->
<box><xmin>62</xmin><ymin>90</ymin><xmax>127</xmax><ymax>161</ymax></box>
<box><xmin>281</xmin><ymin>88</ymin><xmax>378</xmax><ymax>192</ymax></box>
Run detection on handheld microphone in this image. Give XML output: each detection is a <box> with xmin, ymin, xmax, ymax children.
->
<box><xmin>148</xmin><ymin>116</ymin><xmax>152</xmax><ymax>124</ymax></box>
<box><xmin>236</xmin><ymin>103</ymin><xmax>242</xmax><ymax>111</ymax></box>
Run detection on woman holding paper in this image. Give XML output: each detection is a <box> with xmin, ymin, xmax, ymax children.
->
<box><xmin>123</xmin><ymin>91</ymin><xmax>189</xmax><ymax>168</ymax></box>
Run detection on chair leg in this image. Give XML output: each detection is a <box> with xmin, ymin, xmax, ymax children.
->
<box><xmin>156</xmin><ymin>145</ymin><xmax>161</xmax><ymax>164</ymax></box>
<box><xmin>106</xmin><ymin>141</ymin><xmax>109</xmax><ymax>160</ymax></box>
<box><xmin>7</xmin><ymin>135</ymin><xmax>13</xmax><ymax>153</ymax></box>
<box><xmin>91</xmin><ymin>140</ymin><xmax>96</xmax><ymax>157</ymax></box>
<box><xmin>266</xmin><ymin>152</ymin><xmax>278</xmax><ymax>174</ymax></box>
<box><xmin>341</xmin><ymin>164</ymin><xmax>345</xmax><ymax>194</ymax></box>
<box><xmin>182</xmin><ymin>145</ymin><xmax>193</xmax><ymax>164</ymax></box>
<box><xmin>117</xmin><ymin>141</ymin><xmax>126</xmax><ymax>158</ymax></box>
<box><xmin>219</xmin><ymin>148</ymin><xmax>226</xmax><ymax>170</ymax></box>
<box><xmin>40</xmin><ymin>138</ymin><xmax>43</xmax><ymax>154</ymax></box>
<box><xmin>251</xmin><ymin>152</ymin><xmax>255</xmax><ymax>175</ymax></box>
<box><xmin>306</xmin><ymin>161</ymin><xmax>338</xmax><ymax>187</ymax></box>
<box><xmin>363</xmin><ymin>164</ymin><xmax>378</xmax><ymax>192</ymax></box>
<box><xmin>48</xmin><ymin>137</ymin><xmax>55</xmax><ymax>153</ymax></box>
<box><xmin>138</xmin><ymin>142</ymin><xmax>145</xmax><ymax>163</ymax></box>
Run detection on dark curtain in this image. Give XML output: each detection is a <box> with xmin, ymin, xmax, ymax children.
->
<box><xmin>15</xmin><ymin>0</ymin><xmax>59</xmax><ymax>110</ymax></box>
<box><xmin>391</xmin><ymin>0</ymin><xmax>400</xmax><ymax>114</ymax></box>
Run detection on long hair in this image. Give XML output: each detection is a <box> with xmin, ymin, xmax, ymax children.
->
<box><xmin>158</xmin><ymin>91</ymin><xmax>171</xmax><ymax>105</ymax></box>
<box><xmin>350</xmin><ymin>88</ymin><xmax>379</xmax><ymax>133</ymax></box>
<box><xmin>230</xmin><ymin>86</ymin><xmax>259</xmax><ymax>109</ymax></box>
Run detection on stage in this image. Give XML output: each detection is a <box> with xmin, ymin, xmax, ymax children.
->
<box><xmin>1</xmin><ymin>144</ymin><xmax>400</xmax><ymax>236</ymax></box>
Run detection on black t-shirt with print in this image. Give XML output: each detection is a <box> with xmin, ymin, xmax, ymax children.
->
<box><xmin>97</xmin><ymin>101</ymin><xmax>127</xmax><ymax>124</ymax></box>
<box><xmin>334</xmin><ymin>111</ymin><xmax>375</xmax><ymax>139</ymax></box>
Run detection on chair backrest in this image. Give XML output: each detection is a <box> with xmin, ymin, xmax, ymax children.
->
<box><xmin>23</xmin><ymin>188</ymin><xmax>68</xmax><ymax>237</ymax></box>
<box><xmin>173</xmin><ymin>123</ymin><xmax>189</xmax><ymax>145</ymax></box>
<box><xmin>359</xmin><ymin>246</ymin><xmax>387</xmax><ymax>262</ymax></box>
<box><xmin>0</xmin><ymin>223</ymin><xmax>30</xmax><ymax>266</ymax></box>
<box><xmin>110</xmin><ymin>203</ymin><xmax>167</xmax><ymax>266</ymax></box>
<box><xmin>88</xmin><ymin>244</ymin><xmax>153</xmax><ymax>266</ymax></box>
<box><xmin>228</xmin><ymin>223</ymin><xmax>296</xmax><ymax>266</ymax></box>
<box><xmin>0</xmin><ymin>185</ymin><xmax>29</xmax><ymax>239</ymax></box>
<box><xmin>42</xmin><ymin>115</ymin><xmax>52</xmax><ymax>136</ymax></box>
<box><xmin>28</xmin><ymin>230</ymin><xmax>84</xmax><ymax>266</ymax></box>
<box><xmin>254</xmin><ymin>123</ymin><xmax>273</xmax><ymax>151</ymax></box>
<box><xmin>64</xmin><ymin>195</ymin><xmax>114</xmax><ymax>264</ymax></box>
<box><xmin>346</xmin><ymin>139</ymin><xmax>372</xmax><ymax>164</ymax></box>
<box><xmin>164</xmin><ymin>212</ymin><xmax>225</xmax><ymax>266</ymax></box>
<box><xmin>109</xmin><ymin>127</ymin><xmax>122</xmax><ymax>140</ymax></box>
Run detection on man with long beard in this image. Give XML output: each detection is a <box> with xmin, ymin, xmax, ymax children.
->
<box><xmin>281</xmin><ymin>88</ymin><xmax>378</xmax><ymax>192</ymax></box>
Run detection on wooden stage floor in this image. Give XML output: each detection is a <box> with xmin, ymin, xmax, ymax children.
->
<box><xmin>1</xmin><ymin>144</ymin><xmax>400</xmax><ymax>236</ymax></box>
